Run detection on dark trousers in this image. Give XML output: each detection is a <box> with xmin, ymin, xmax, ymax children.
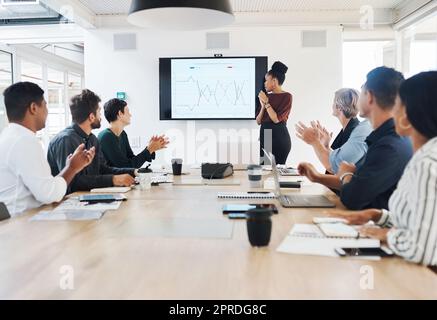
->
<box><xmin>260</xmin><ymin>122</ymin><xmax>291</xmax><ymax>165</ymax></box>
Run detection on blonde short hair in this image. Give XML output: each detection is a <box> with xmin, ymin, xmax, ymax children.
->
<box><xmin>334</xmin><ymin>88</ymin><xmax>359</xmax><ymax>119</ymax></box>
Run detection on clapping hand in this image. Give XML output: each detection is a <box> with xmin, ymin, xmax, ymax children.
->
<box><xmin>311</xmin><ymin>121</ymin><xmax>333</xmax><ymax>148</ymax></box>
<box><xmin>66</xmin><ymin>144</ymin><xmax>96</xmax><ymax>173</ymax></box>
<box><xmin>295</xmin><ymin>122</ymin><xmax>320</xmax><ymax>145</ymax></box>
<box><xmin>148</xmin><ymin>135</ymin><xmax>170</xmax><ymax>154</ymax></box>
<box><xmin>258</xmin><ymin>91</ymin><xmax>269</xmax><ymax>105</ymax></box>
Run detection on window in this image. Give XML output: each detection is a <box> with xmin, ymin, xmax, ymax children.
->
<box><xmin>409</xmin><ymin>40</ymin><xmax>437</xmax><ymax>77</ymax></box>
<box><xmin>18</xmin><ymin>57</ymin><xmax>83</xmax><ymax>142</ymax></box>
<box><xmin>20</xmin><ymin>60</ymin><xmax>43</xmax><ymax>86</ymax></box>
<box><xmin>67</xmin><ymin>72</ymin><xmax>82</xmax><ymax>125</ymax></box>
<box><xmin>400</xmin><ymin>14</ymin><xmax>437</xmax><ymax>78</ymax></box>
<box><xmin>47</xmin><ymin>68</ymin><xmax>65</xmax><ymax>136</ymax></box>
<box><xmin>0</xmin><ymin>50</ymin><xmax>13</xmax><ymax>132</ymax></box>
<box><xmin>343</xmin><ymin>41</ymin><xmax>393</xmax><ymax>89</ymax></box>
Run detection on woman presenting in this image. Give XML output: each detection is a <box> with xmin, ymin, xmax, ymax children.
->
<box><xmin>256</xmin><ymin>61</ymin><xmax>293</xmax><ymax>164</ymax></box>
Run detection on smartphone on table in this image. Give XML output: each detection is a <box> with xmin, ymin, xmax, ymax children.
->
<box><xmin>222</xmin><ymin>204</ymin><xmax>278</xmax><ymax>219</ymax></box>
<box><xmin>335</xmin><ymin>247</ymin><xmax>394</xmax><ymax>257</ymax></box>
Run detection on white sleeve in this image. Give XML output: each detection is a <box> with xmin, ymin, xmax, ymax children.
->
<box><xmin>9</xmin><ymin>137</ymin><xmax>67</xmax><ymax>204</ymax></box>
<box><xmin>376</xmin><ymin>209</ymin><xmax>393</xmax><ymax>228</ymax></box>
<box><xmin>387</xmin><ymin>159</ymin><xmax>437</xmax><ymax>266</ymax></box>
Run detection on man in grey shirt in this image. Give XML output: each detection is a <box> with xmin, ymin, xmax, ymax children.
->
<box><xmin>48</xmin><ymin>89</ymin><xmax>136</xmax><ymax>194</ymax></box>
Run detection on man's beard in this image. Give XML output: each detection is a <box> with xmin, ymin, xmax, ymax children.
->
<box><xmin>91</xmin><ymin>119</ymin><xmax>101</xmax><ymax>129</ymax></box>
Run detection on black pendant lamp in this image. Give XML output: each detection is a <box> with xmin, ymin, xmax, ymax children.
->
<box><xmin>127</xmin><ymin>0</ymin><xmax>235</xmax><ymax>30</ymax></box>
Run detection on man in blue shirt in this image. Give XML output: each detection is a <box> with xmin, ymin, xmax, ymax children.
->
<box><xmin>298</xmin><ymin>67</ymin><xmax>413</xmax><ymax>210</ymax></box>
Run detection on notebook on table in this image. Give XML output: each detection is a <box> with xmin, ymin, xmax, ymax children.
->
<box><xmin>30</xmin><ymin>210</ymin><xmax>104</xmax><ymax>221</ymax></box>
<box><xmin>217</xmin><ymin>192</ymin><xmax>276</xmax><ymax>199</ymax></box>
<box><xmin>175</xmin><ymin>180</ymin><xmax>241</xmax><ymax>186</ymax></box>
<box><xmin>90</xmin><ymin>187</ymin><xmax>131</xmax><ymax>193</ymax></box>
<box><xmin>79</xmin><ymin>194</ymin><xmax>127</xmax><ymax>203</ymax></box>
<box><xmin>317</xmin><ymin>223</ymin><xmax>360</xmax><ymax>238</ymax></box>
<box><xmin>277</xmin><ymin>224</ymin><xmax>380</xmax><ymax>258</ymax></box>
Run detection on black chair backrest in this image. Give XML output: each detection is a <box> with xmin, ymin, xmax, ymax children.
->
<box><xmin>0</xmin><ymin>202</ymin><xmax>11</xmax><ymax>221</ymax></box>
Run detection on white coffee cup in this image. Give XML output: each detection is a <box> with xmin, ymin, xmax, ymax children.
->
<box><xmin>247</xmin><ymin>165</ymin><xmax>263</xmax><ymax>188</ymax></box>
<box><xmin>137</xmin><ymin>173</ymin><xmax>151</xmax><ymax>190</ymax></box>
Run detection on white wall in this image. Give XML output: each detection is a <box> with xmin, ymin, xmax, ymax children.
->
<box><xmin>84</xmin><ymin>26</ymin><xmax>343</xmax><ymax>169</ymax></box>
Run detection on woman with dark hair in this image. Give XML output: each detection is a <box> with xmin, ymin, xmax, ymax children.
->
<box><xmin>329</xmin><ymin>71</ymin><xmax>437</xmax><ymax>267</ymax></box>
<box><xmin>98</xmin><ymin>98</ymin><xmax>169</xmax><ymax>169</ymax></box>
<box><xmin>256</xmin><ymin>61</ymin><xmax>292</xmax><ymax>164</ymax></box>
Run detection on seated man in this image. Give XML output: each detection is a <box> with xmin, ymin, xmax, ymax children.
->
<box><xmin>0</xmin><ymin>82</ymin><xmax>95</xmax><ymax>216</ymax></box>
<box><xmin>295</xmin><ymin>88</ymin><xmax>372</xmax><ymax>174</ymax></box>
<box><xmin>298</xmin><ymin>67</ymin><xmax>413</xmax><ymax>210</ymax></box>
<box><xmin>98</xmin><ymin>98</ymin><xmax>169</xmax><ymax>168</ymax></box>
<box><xmin>47</xmin><ymin>89</ymin><xmax>136</xmax><ymax>194</ymax></box>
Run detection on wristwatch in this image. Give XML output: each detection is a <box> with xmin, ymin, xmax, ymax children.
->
<box><xmin>340</xmin><ymin>172</ymin><xmax>354</xmax><ymax>184</ymax></box>
<box><xmin>265</xmin><ymin>103</ymin><xmax>271</xmax><ymax>109</ymax></box>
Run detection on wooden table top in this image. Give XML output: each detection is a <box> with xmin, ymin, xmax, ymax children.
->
<box><xmin>1</xmin><ymin>170</ymin><xmax>436</xmax><ymax>300</ymax></box>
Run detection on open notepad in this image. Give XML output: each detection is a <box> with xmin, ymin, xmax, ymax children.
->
<box><xmin>217</xmin><ymin>192</ymin><xmax>275</xmax><ymax>199</ymax></box>
<box><xmin>277</xmin><ymin>224</ymin><xmax>380</xmax><ymax>258</ymax></box>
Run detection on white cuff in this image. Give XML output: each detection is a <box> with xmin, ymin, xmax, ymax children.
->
<box><xmin>376</xmin><ymin>209</ymin><xmax>390</xmax><ymax>227</ymax></box>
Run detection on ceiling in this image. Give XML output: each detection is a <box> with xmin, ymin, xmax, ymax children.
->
<box><xmin>0</xmin><ymin>1</ymin><xmax>60</xmax><ymax>19</ymax></box>
<box><xmin>414</xmin><ymin>13</ymin><xmax>437</xmax><ymax>33</ymax></box>
<box><xmin>77</xmin><ymin>0</ymin><xmax>407</xmax><ymax>16</ymax></box>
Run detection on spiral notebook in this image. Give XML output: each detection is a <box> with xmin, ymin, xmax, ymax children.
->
<box><xmin>217</xmin><ymin>192</ymin><xmax>276</xmax><ymax>199</ymax></box>
<box><xmin>277</xmin><ymin>224</ymin><xmax>380</xmax><ymax>258</ymax></box>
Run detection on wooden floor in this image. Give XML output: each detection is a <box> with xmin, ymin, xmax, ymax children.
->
<box><xmin>0</xmin><ymin>170</ymin><xmax>436</xmax><ymax>300</ymax></box>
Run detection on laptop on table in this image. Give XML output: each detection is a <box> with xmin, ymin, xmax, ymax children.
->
<box><xmin>265</xmin><ymin>151</ymin><xmax>335</xmax><ymax>208</ymax></box>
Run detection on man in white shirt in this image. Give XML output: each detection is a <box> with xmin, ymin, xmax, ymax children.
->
<box><xmin>0</xmin><ymin>82</ymin><xmax>95</xmax><ymax>217</ymax></box>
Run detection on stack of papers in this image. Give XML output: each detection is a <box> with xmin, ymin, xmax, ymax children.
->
<box><xmin>277</xmin><ymin>224</ymin><xmax>380</xmax><ymax>258</ymax></box>
<box><xmin>60</xmin><ymin>199</ymin><xmax>122</xmax><ymax>211</ymax></box>
<box><xmin>30</xmin><ymin>198</ymin><xmax>122</xmax><ymax>222</ymax></box>
<box><xmin>30</xmin><ymin>210</ymin><xmax>104</xmax><ymax>221</ymax></box>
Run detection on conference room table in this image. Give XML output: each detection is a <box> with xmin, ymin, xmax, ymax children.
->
<box><xmin>0</xmin><ymin>168</ymin><xmax>436</xmax><ymax>300</ymax></box>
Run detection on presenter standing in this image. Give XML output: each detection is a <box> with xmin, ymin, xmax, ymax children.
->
<box><xmin>256</xmin><ymin>61</ymin><xmax>293</xmax><ymax>164</ymax></box>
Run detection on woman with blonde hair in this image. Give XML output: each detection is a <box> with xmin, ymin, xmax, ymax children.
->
<box><xmin>295</xmin><ymin>88</ymin><xmax>372</xmax><ymax>173</ymax></box>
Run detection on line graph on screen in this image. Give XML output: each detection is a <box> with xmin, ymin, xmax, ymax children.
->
<box><xmin>171</xmin><ymin>58</ymin><xmax>256</xmax><ymax>119</ymax></box>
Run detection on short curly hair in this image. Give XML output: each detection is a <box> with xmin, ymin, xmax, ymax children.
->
<box><xmin>70</xmin><ymin>89</ymin><xmax>101</xmax><ymax>124</ymax></box>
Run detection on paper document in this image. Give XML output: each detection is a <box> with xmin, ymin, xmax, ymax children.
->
<box><xmin>91</xmin><ymin>187</ymin><xmax>131</xmax><ymax>193</ymax></box>
<box><xmin>58</xmin><ymin>199</ymin><xmax>122</xmax><ymax>211</ymax></box>
<box><xmin>277</xmin><ymin>224</ymin><xmax>380</xmax><ymax>258</ymax></box>
<box><xmin>30</xmin><ymin>210</ymin><xmax>104</xmax><ymax>221</ymax></box>
<box><xmin>318</xmin><ymin>223</ymin><xmax>360</xmax><ymax>238</ymax></box>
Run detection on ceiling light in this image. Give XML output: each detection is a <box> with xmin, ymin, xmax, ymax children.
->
<box><xmin>127</xmin><ymin>0</ymin><xmax>235</xmax><ymax>30</ymax></box>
